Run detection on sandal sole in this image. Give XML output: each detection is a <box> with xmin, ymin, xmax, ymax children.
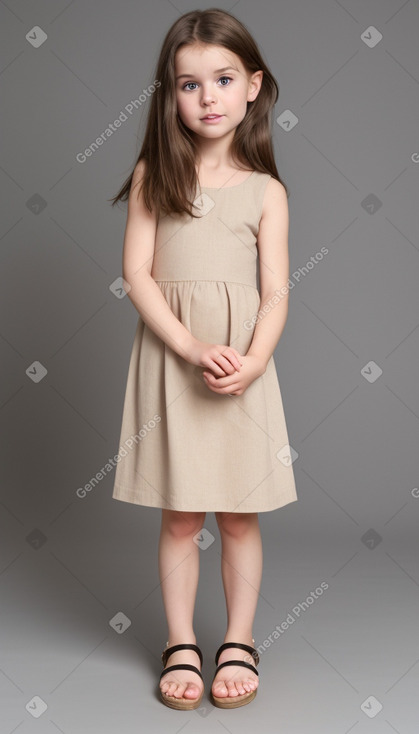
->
<box><xmin>160</xmin><ymin>689</ymin><xmax>204</xmax><ymax>710</ymax></box>
<box><xmin>211</xmin><ymin>687</ymin><xmax>257</xmax><ymax>708</ymax></box>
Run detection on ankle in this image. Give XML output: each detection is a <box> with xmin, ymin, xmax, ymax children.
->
<box><xmin>165</xmin><ymin>635</ymin><xmax>197</xmax><ymax>648</ymax></box>
<box><xmin>224</xmin><ymin>632</ymin><xmax>255</xmax><ymax>645</ymax></box>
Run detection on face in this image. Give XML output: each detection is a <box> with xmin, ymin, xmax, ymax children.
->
<box><xmin>174</xmin><ymin>43</ymin><xmax>262</xmax><ymax>141</ymax></box>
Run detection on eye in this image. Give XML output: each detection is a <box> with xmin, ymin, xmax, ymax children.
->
<box><xmin>182</xmin><ymin>76</ymin><xmax>233</xmax><ymax>91</ymax></box>
<box><xmin>183</xmin><ymin>82</ymin><xmax>198</xmax><ymax>91</ymax></box>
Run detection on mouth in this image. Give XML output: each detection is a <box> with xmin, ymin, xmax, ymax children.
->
<box><xmin>201</xmin><ymin>114</ymin><xmax>223</xmax><ymax>120</ymax></box>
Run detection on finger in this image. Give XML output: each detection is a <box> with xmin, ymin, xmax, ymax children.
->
<box><xmin>206</xmin><ymin>360</ymin><xmax>229</xmax><ymax>377</ymax></box>
<box><xmin>206</xmin><ymin>382</ymin><xmax>238</xmax><ymax>394</ymax></box>
<box><xmin>230</xmin><ymin>349</ymin><xmax>244</xmax><ymax>368</ymax></box>
<box><xmin>209</xmin><ymin>358</ymin><xmax>240</xmax><ymax>376</ymax></box>
<box><xmin>212</xmin><ymin>354</ymin><xmax>237</xmax><ymax>374</ymax></box>
<box><xmin>203</xmin><ymin>371</ymin><xmax>231</xmax><ymax>386</ymax></box>
<box><xmin>220</xmin><ymin>350</ymin><xmax>242</xmax><ymax>372</ymax></box>
<box><xmin>214</xmin><ymin>347</ymin><xmax>243</xmax><ymax>373</ymax></box>
<box><xmin>221</xmin><ymin>352</ymin><xmax>242</xmax><ymax>375</ymax></box>
<box><xmin>204</xmin><ymin>373</ymin><xmax>240</xmax><ymax>393</ymax></box>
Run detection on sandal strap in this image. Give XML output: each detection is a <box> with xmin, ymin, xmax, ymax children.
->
<box><xmin>161</xmin><ymin>643</ymin><xmax>203</xmax><ymax>667</ymax></box>
<box><xmin>214</xmin><ymin>659</ymin><xmax>259</xmax><ymax>677</ymax></box>
<box><xmin>159</xmin><ymin>663</ymin><xmax>204</xmax><ymax>682</ymax></box>
<box><xmin>215</xmin><ymin>642</ymin><xmax>260</xmax><ymax>667</ymax></box>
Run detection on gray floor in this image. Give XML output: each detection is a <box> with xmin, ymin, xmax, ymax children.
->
<box><xmin>1</xmin><ymin>494</ymin><xmax>418</xmax><ymax>733</ymax></box>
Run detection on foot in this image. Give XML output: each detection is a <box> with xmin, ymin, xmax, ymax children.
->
<box><xmin>160</xmin><ymin>642</ymin><xmax>203</xmax><ymax>701</ymax></box>
<box><xmin>211</xmin><ymin>638</ymin><xmax>259</xmax><ymax>699</ymax></box>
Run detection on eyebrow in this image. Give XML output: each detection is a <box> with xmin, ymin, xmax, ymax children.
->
<box><xmin>175</xmin><ymin>66</ymin><xmax>238</xmax><ymax>81</ymax></box>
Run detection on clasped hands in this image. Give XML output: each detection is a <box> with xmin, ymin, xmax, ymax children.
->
<box><xmin>187</xmin><ymin>339</ymin><xmax>266</xmax><ymax>396</ymax></box>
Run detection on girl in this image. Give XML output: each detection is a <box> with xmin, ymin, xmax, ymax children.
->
<box><xmin>110</xmin><ymin>7</ymin><xmax>298</xmax><ymax>710</ymax></box>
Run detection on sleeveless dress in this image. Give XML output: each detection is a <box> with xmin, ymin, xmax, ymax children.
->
<box><xmin>112</xmin><ymin>171</ymin><xmax>298</xmax><ymax>513</ymax></box>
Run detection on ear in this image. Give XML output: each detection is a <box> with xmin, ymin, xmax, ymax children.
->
<box><xmin>247</xmin><ymin>70</ymin><xmax>263</xmax><ymax>102</ymax></box>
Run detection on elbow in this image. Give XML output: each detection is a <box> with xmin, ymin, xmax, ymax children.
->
<box><xmin>122</xmin><ymin>269</ymin><xmax>151</xmax><ymax>289</ymax></box>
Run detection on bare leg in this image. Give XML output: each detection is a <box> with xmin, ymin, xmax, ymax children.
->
<box><xmin>158</xmin><ymin>508</ymin><xmax>206</xmax><ymax>700</ymax></box>
<box><xmin>212</xmin><ymin>511</ymin><xmax>262</xmax><ymax>698</ymax></box>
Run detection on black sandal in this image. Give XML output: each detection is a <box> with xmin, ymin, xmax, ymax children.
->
<box><xmin>159</xmin><ymin>642</ymin><xmax>204</xmax><ymax>710</ymax></box>
<box><xmin>211</xmin><ymin>640</ymin><xmax>260</xmax><ymax>708</ymax></box>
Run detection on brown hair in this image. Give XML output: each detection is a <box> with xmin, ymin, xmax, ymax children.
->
<box><xmin>109</xmin><ymin>7</ymin><xmax>288</xmax><ymax>219</ymax></box>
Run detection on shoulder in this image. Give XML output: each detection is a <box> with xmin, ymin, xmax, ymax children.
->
<box><xmin>260</xmin><ymin>176</ymin><xmax>288</xmax><ymax>218</ymax></box>
<box><xmin>131</xmin><ymin>157</ymin><xmax>148</xmax><ymax>190</ymax></box>
<box><xmin>257</xmin><ymin>176</ymin><xmax>289</xmax><ymax>241</ymax></box>
<box><xmin>129</xmin><ymin>158</ymin><xmax>150</xmax><ymax>202</ymax></box>
<box><xmin>127</xmin><ymin>158</ymin><xmax>157</xmax><ymax>221</ymax></box>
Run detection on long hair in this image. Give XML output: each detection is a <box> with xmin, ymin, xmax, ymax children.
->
<box><xmin>109</xmin><ymin>8</ymin><xmax>288</xmax><ymax>219</ymax></box>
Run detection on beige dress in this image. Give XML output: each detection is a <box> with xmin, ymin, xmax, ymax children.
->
<box><xmin>112</xmin><ymin>170</ymin><xmax>298</xmax><ymax>512</ymax></box>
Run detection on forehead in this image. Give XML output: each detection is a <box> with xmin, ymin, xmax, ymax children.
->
<box><xmin>174</xmin><ymin>44</ymin><xmax>245</xmax><ymax>75</ymax></box>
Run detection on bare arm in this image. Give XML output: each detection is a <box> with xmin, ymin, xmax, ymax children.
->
<box><xmin>246</xmin><ymin>178</ymin><xmax>291</xmax><ymax>369</ymax></box>
<box><xmin>122</xmin><ymin>160</ymin><xmax>198</xmax><ymax>361</ymax></box>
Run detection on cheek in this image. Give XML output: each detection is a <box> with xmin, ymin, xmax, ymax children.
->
<box><xmin>176</xmin><ymin>94</ymin><xmax>193</xmax><ymax>117</ymax></box>
<box><xmin>230</xmin><ymin>87</ymin><xmax>248</xmax><ymax>110</ymax></box>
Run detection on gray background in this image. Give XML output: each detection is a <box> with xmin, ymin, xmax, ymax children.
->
<box><xmin>1</xmin><ymin>0</ymin><xmax>418</xmax><ymax>731</ymax></box>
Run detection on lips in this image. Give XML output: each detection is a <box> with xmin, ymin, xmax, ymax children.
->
<box><xmin>201</xmin><ymin>115</ymin><xmax>223</xmax><ymax>120</ymax></box>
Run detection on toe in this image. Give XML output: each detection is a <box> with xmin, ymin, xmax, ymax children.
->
<box><xmin>160</xmin><ymin>675</ymin><xmax>179</xmax><ymax>697</ymax></box>
<box><xmin>161</xmin><ymin>681</ymin><xmax>176</xmax><ymax>697</ymax></box>
<box><xmin>226</xmin><ymin>680</ymin><xmax>239</xmax><ymax>697</ymax></box>
<box><xmin>172</xmin><ymin>683</ymin><xmax>187</xmax><ymax>699</ymax></box>
<box><xmin>183</xmin><ymin>683</ymin><xmax>200</xmax><ymax>699</ymax></box>
<box><xmin>212</xmin><ymin>679</ymin><xmax>228</xmax><ymax>697</ymax></box>
<box><xmin>162</xmin><ymin>680</ymin><xmax>201</xmax><ymax>700</ymax></box>
<box><xmin>212</xmin><ymin>670</ymin><xmax>258</xmax><ymax>698</ymax></box>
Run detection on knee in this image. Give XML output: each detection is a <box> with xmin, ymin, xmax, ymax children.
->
<box><xmin>215</xmin><ymin>512</ymin><xmax>258</xmax><ymax>539</ymax></box>
<box><xmin>162</xmin><ymin>509</ymin><xmax>206</xmax><ymax>540</ymax></box>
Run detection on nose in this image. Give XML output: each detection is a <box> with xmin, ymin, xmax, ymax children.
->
<box><xmin>201</xmin><ymin>84</ymin><xmax>216</xmax><ymax>106</ymax></box>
